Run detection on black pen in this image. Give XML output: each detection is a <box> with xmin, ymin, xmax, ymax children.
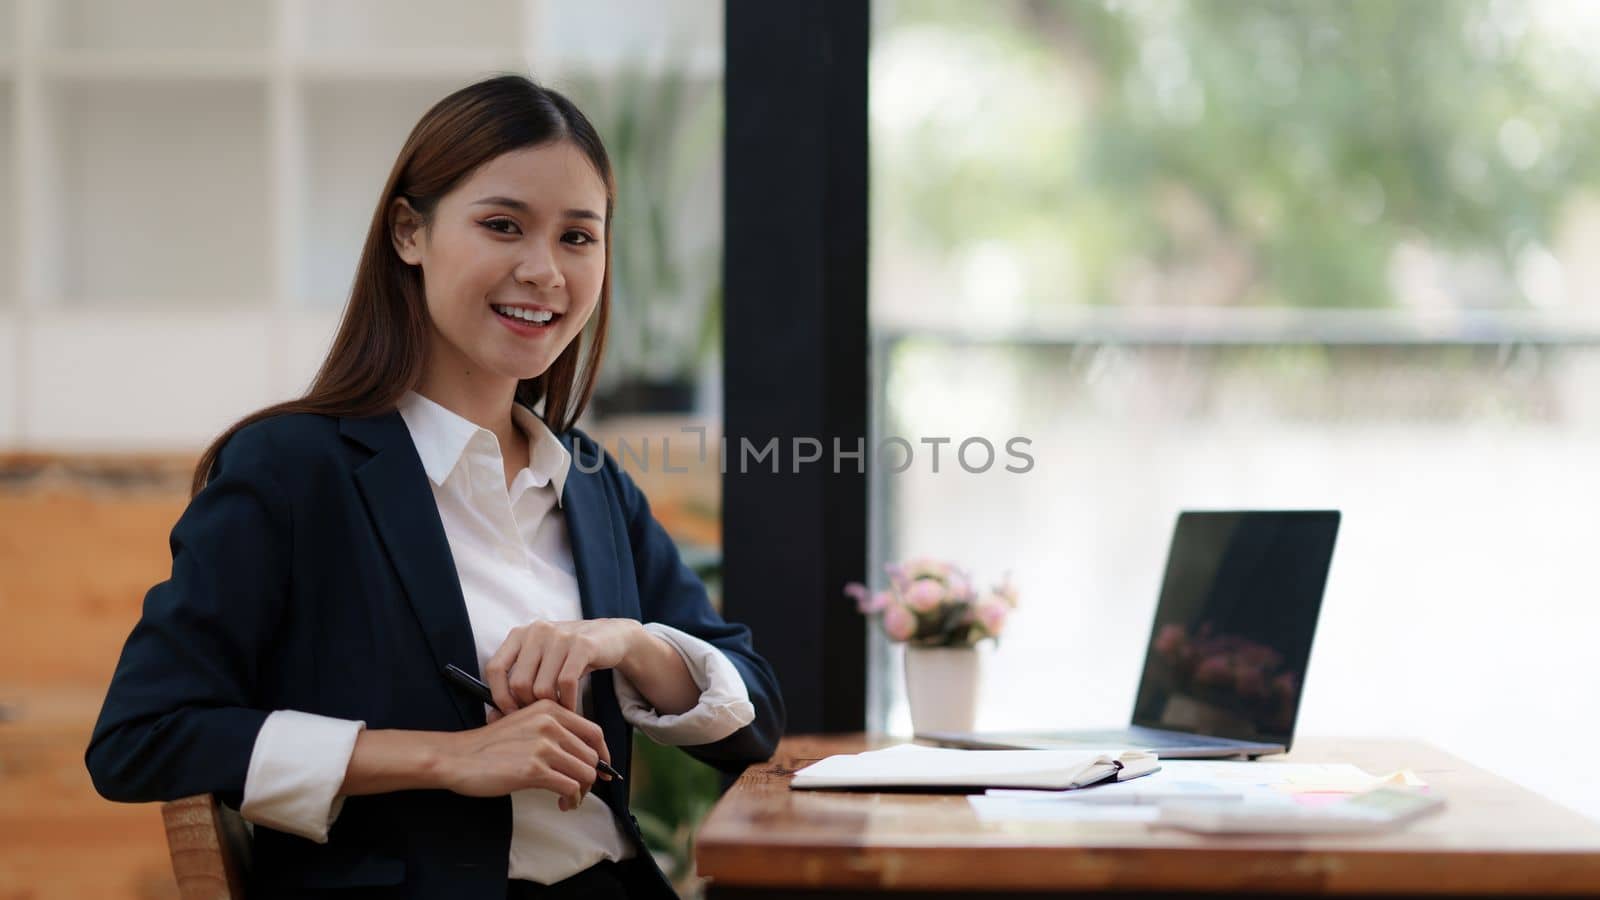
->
<box><xmin>442</xmin><ymin>663</ymin><xmax>623</xmax><ymax>781</ymax></box>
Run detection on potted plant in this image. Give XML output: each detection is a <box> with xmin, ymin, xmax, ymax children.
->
<box><xmin>846</xmin><ymin>559</ymin><xmax>1019</xmax><ymax>733</ymax></box>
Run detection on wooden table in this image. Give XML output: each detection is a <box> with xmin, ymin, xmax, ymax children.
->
<box><xmin>694</xmin><ymin>734</ymin><xmax>1600</xmax><ymax>898</ymax></box>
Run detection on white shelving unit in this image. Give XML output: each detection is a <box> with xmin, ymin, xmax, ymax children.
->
<box><xmin>0</xmin><ymin>0</ymin><xmax>721</xmax><ymax>450</ymax></box>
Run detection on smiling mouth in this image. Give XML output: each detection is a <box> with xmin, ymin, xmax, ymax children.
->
<box><xmin>491</xmin><ymin>304</ymin><xmax>562</xmax><ymax>328</ymax></box>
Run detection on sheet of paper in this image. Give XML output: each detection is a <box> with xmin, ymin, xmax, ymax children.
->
<box><xmin>985</xmin><ymin>760</ymin><xmax>1427</xmax><ymax>804</ymax></box>
<box><xmin>1281</xmin><ymin>768</ymin><xmax>1429</xmax><ymax>792</ymax></box>
<box><xmin>968</xmin><ymin>796</ymin><xmax>1163</xmax><ymax>823</ymax></box>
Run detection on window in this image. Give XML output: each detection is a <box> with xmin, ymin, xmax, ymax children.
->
<box><xmin>870</xmin><ymin>0</ymin><xmax>1600</xmax><ymax>820</ymax></box>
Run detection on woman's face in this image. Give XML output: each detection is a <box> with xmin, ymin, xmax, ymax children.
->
<box><xmin>393</xmin><ymin>141</ymin><xmax>608</xmax><ymax>388</ymax></box>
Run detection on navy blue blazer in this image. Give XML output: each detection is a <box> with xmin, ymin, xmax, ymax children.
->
<box><xmin>84</xmin><ymin>407</ymin><xmax>785</xmax><ymax>899</ymax></box>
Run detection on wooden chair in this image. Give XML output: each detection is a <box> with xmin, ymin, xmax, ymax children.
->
<box><xmin>161</xmin><ymin>794</ymin><xmax>251</xmax><ymax>900</ymax></box>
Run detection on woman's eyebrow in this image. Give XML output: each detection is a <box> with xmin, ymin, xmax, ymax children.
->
<box><xmin>470</xmin><ymin>196</ymin><xmax>602</xmax><ymax>221</ymax></box>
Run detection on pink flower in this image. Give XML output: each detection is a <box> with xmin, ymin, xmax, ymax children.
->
<box><xmin>904</xmin><ymin>579</ymin><xmax>943</xmax><ymax>612</ymax></box>
<box><xmin>855</xmin><ymin>558</ymin><xmax>1020</xmax><ymax>645</ymax></box>
<box><xmin>884</xmin><ymin>562</ymin><xmax>910</xmax><ymax>595</ymax></box>
<box><xmin>882</xmin><ymin>602</ymin><xmax>916</xmax><ymax>641</ymax></box>
<box><xmin>844</xmin><ymin>581</ymin><xmax>891</xmax><ymax>614</ymax></box>
<box><xmin>947</xmin><ymin>569</ymin><xmax>974</xmax><ymax>602</ymax></box>
<box><xmin>902</xmin><ymin>557</ymin><xmax>953</xmax><ymax>583</ymax></box>
<box><xmin>975</xmin><ymin>594</ymin><xmax>1009</xmax><ymax>637</ymax></box>
<box><xmin>844</xmin><ymin>581</ymin><xmax>869</xmax><ymax>610</ymax></box>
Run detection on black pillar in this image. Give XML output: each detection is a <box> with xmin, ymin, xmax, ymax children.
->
<box><xmin>723</xmin><ymin>0</ymin><xmax>869</xmax><ymax>734</ymax></box>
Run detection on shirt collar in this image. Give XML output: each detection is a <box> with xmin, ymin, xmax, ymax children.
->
<box><xmin>395</xmin><ymin>389</ymin><xmax>571</xmax><ymax>506</ymax></box>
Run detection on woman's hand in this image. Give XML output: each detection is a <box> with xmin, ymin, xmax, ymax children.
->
<box><xmin>484</xmin><ymin>618</ymin><xmax>644</xmax><ymax>717</ymax></box>
<box><xmin>438</xmin><ymin>699</ymin><xmax>613</xmax><ymax>810</ymax></box>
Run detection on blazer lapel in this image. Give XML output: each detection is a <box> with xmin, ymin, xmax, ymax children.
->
<box><xmin>558</xmin><ymin>435</ymin><xmax>621</xmax><ymax>621</ymax></box>
<box><xmin>342</xmin><ymin>411</ymin><xmax>482</xmax><ymax>729</ymax></box>
<box><xmin>557</xmin><ymin>434</ymin><xmax>637</xmax><ymax>822</ymax></box>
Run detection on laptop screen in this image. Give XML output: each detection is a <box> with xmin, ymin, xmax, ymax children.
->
<box><xmin>1130</xmin><ymin>510</ymin><xmax>1340</xmax><ymax>747</ymax></box>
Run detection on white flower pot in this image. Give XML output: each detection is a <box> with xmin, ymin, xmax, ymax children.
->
<box><xmin>903</xmin><ymin>645</ymin><xmax>980</xmax><ymax>733</ymax></box>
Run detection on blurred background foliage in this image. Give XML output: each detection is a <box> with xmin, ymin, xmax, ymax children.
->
<box><xmin>629</xmin><ymin>730</ymin><xmax>723</xmax><ymax>894</ymax></box>
<box><xmin>567</xmin><ymin>63</ymin><xmax>724</xmax><ymax>406</ymax></box>
<box><xmin>873</xmin><ymin>0</ymin><xmax>1600</xmax><ymax>316</ymax></box>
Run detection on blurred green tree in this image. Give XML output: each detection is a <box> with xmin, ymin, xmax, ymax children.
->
<box><xmin>875</xmin><ymin>0</ymin><xmax>1600</xmax><ymax>310</ymax></box>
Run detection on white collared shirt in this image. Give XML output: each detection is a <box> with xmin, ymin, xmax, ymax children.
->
<box><xmin>239</xmin><ymin>390</ymin><xmax>754</xmax><ymax>884</ymax></box>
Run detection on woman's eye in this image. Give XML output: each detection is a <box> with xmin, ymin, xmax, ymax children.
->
<box><xmin>482</xmin><ymin>219</ymin><xmax>520</xmax><ymax>235</ymax></box>
<box><xmin>564</xmin><ymin>231</ymin><xmax>596</xmax><ymax>245</ymax></box>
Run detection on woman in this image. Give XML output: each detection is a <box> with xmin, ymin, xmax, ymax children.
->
<box><xmin>84</xmin><ymin>75</ymin><xmax>784</xmax><ymax>900</ymax></box>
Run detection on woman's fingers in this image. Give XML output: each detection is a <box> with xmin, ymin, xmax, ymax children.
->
<box><xmin>484</xmin><ymin>627</ymin><xmax>524</xmax><ymax>716</ymax></box>
<box><xmin>533</xmin><ymin>641</ymin><xmax>577</xmax><ymax>711</ymax></box>
<box><xmin>486</xmin><ymin>622</ymin><xmax>603</xmax><ymax>716</ymax></box>
<box><xmin>555</xmin><ymin>652</ymin><xmax>587</xmax><ymax>715</ymax></box>
<box><xmin>548</xmin><ymin>702</ymin><xmax>612</xmax><ymax>769</ymax></box>
<box><xmin>538</xmin><ymin>764</ymin><xmax>584</xmax><ymax>812</ymax></box>
<box><xmin>547</xmin><ymin>723</ymin><xmax>601</xmax><ymax>787</ymax></box>
<box><xmin>498</xmin><ymin>699</ymin><xmax>611</xmax><ymax>771</ymax></box>
<box><xmin>553</xmin><ymin>724</ymin><xmax>603</xmax><ymax>784</ymax></box>
<box><xmin>540</xmin><ymin>734</ymin><xmax>597</xmax><ymax>809</ymax></box>
<box><xmin>452</xmin><ymin>701</ymin><xmax>615</xmax><ymax>801</ymax></box>
<box><xmin>507</xmin><ymin>627</ymin><xmax>550</xmax><ymax>708</ymax></box>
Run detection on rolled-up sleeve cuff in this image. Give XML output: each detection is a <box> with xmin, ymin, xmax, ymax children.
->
<box><xmin>240</xmin><ymin>710</ymin><xmax>365</xmax><ymax>843</ymax></box>
<box><xmin>616</xmin><ymin>623</ymin><xmax>755</xmax><ymax>746</ymax></box>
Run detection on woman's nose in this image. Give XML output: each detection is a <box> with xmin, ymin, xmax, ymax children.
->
<box><xmin>515</xmin><ymin>244</ymin><xmax>564</xmax><ymax>290</ymax></box>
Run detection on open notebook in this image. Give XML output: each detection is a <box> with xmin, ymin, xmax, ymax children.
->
<box><xmin>789</xmin><ymin>744</ymin><xmax>1161</xmax><ymax>792</ymax></box>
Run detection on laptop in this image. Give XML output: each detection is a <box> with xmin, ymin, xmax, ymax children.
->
<box><xmin>919</xmin><ymin>510</ymin><xmax>1341</xmax><ymax>759</ymax></box>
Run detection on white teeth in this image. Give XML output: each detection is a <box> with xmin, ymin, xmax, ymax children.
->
<box><xmin>493</xmin><ymin>305</ymin><xmax>555</xmax><ymax>324</ymax></box>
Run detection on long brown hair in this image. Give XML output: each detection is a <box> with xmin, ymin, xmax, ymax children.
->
<box><xmin>191</xmin><ymin>75</ymin><xmax>615</xmax><ymax>497</ymax></box>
